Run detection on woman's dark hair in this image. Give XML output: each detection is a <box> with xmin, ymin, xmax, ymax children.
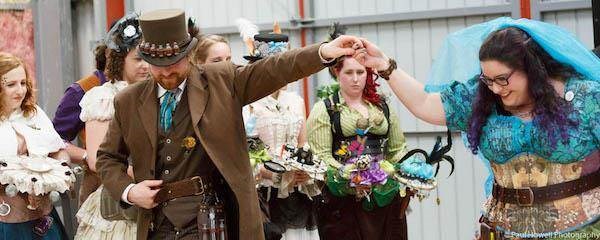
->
<box><xmin>105</xmin><ymin>48</ymin><xmax>127</xmax><ymax>82</ymax></box>
<box><xmin>94</xmin><ymin>44</ymin><xmax>107</xmax><ymax>71</ymax></box>
<box><xmin>467</xmin><ymin>27</ymin><xmax>579</xmax><ymax>154</ymax></box>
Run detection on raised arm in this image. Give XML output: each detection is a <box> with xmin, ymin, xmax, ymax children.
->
<box><xmin>355</xmin><ymin>39</ymin><xmax>447</xmax><ymax>126</ymax></box>
<box><xmin>235</xmin><ymin>36</ymin><xmax>364</xmax><ymax>105</ymax></box>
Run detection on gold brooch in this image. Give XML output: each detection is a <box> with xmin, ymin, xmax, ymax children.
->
<box><xmin>182</xmin><ymin>136</ymin><xmax>196</xmax><ymax>150</ymax></box>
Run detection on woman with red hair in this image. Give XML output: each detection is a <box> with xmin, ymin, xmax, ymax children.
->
<box><xmin>307</xmin><ymin>55</ymin><xmax>410</xmax><ymax>240</ymax></box>
<box><xmin>0</xmin><ymin>52</ymin><xmax>70</xmax><ymax>239</ymax></box>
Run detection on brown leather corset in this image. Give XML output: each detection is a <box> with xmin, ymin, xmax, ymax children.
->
<box><xmin>0</xmin><ymin>186</ymin><xmax>52</xmax><ymax>223</ymax></box>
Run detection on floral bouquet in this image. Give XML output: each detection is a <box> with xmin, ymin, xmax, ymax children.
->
<box><xmin>327</xmin><ymin>137</ymin><xmax>401</xmax><ymax>210</ymax></box>
<box><xmin>328</xmin><ymin>130</ymin><xmax>455</xmax><ymax>209</ymax></box>
<box><xmin>247</xmin><ymin>136</ymin><xmax>272</xmax><ymax>169</ymax></box>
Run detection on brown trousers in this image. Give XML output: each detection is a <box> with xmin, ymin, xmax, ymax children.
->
<box><xmin>149</xmin><ymin>217</ymin><xmax>200</xmax><ymax>240</ymax></box>
<box><xmin>317</xmin><ymin>189</ymin><xmax>409</xmax><ymax>240</ymax></box>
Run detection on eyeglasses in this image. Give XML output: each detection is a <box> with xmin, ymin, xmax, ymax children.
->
<box><xmin>479</xmin><ymin>69</ymin><xmax>515</xmax><ymax>86</ymax></box>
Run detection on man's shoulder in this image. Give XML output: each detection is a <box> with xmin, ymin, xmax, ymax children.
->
<box><xmin>114</xmin><ymin>80</ymin><xmax>149</xmax><ymax>102</ymax></box>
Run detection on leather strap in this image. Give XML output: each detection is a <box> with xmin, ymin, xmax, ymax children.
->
<box><xmin>76</xmin><ymin>74</ymin><xmax>102</xmax><ymax>147</ymax></box>
<box><xmin>76</xmin><ymin>74</ymin><xmax>101</xmax><ymax>92</ymax></box>
<box><xmin>492</xmin><ymin>169</ymin><xmax>600</xmax><ymax>206</ymax></box>
<box><xmin>155</xmin><ymin>176</ymin><xmax>211</xmax><ymax>204</ymax></box>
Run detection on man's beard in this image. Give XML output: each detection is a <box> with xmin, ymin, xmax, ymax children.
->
<box><xmin>153</xmin><ymin>69</ymin><xmax>190</xmax><ymax>88</ymax></box>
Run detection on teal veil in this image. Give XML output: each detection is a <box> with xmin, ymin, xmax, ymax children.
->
<box><xmin>424</xmin><ymin>17</ymin><xmax>600</xmax><ymax>196</ymax></box>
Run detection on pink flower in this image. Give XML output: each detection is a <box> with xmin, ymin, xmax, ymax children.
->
<box><xmin>347</xmin><ymin>140</ymin><xmax>364</xmax><ymax>155</ymax></box>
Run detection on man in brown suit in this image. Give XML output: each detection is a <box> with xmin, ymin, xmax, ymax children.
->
<box><xmin>96</xmin><ymin>9</ymin><xmax>364</xmax><ymax>240</ymax></box>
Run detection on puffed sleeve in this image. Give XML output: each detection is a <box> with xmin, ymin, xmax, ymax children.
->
<box><xmin>79</xmin><ymin>83</ymin><xmax>120</xmax><ymax>122</ymax></box>
<box><xmin>439</xmin><ymin>76</ymin><xmax>479</xmax><ymax>132</ymax></box>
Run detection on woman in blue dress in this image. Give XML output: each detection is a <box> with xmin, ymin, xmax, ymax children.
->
<box><xmin>353</xmin><ymin>17</ymin><xmax>600</xmax><ymax>239</ymax></box>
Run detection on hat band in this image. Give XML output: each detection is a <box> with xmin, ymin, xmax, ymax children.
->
<box><xmin>250</xmin><ymin>41</ymin><xmax>289</xmax><ymax>59</ymax></box>
<box><xmin>138</xmin><ymin>37</ymin><xmax>189</xmax><ymax>58</ymax></box>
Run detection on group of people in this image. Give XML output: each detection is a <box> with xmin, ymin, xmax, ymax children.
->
<box><xmin>0</xmin><ymin>8</ymin><xmax>598</xmax><ymax>240</ymax></box>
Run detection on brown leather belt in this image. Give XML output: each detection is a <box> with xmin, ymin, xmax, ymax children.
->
<box><xmin>155</xmin><ymin>176</ymin><xmax>212</xmax><ymax>204</ymax></box>
<box><xmin>492</xmin><ymin>169</ymin><xmax>600</xmax><ymax>206</ymax></box>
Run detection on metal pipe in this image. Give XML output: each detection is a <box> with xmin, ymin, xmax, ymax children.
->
<box><xmin>520</xmin><ymin>0</ymin><xmax>531</xmax><ymax>19</ymax></box>
<box><xmin>298</xmin><ymin>0</ymin><xmax>311</xmax><ymax>117</ymax></box>
<box><xmin>593</xmin><ymin>0</ymin><xmax>600</xmax><ymax>47</ymax></box>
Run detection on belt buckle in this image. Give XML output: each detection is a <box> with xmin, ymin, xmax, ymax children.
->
<box><xmin>191</xmin><ymin>176</ymin><xmax>205</xmax><ymax>196</ymax></box>
<box><xmin>516</xmin><ymin>187</ymin><xmax>534</xmax><ymax>207</ymax></box>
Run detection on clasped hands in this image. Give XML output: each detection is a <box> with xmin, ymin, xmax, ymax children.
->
<box><xmin>320</xmin><ymin>35</ymin><xmax>391</xmax><ymax>72</ymax></box>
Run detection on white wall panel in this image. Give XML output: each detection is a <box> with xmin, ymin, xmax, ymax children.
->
<box><xmin>72</xmin><ymin>0</ymin><xmax>96</xmax><ymax>79</ymax></box>
<box><xmin>542</xmin><ymin>9</ymin><xmax>594</xmax><ymax>49</ymax></box>
<box><xmin>376</xmin><ymin>0</ymin><xmax>395</xmax><ymax>14</ymax></box>
<box><xmin>132</xmin><ymin>0</ymin><xmax>509</xmax><ymax>26</ymax></box>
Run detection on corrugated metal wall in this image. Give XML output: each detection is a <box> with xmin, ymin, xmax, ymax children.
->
<box><xmin>69</xmin><ymin>1</ymin><xmax>594</xmax><ymax>239</ymax></box>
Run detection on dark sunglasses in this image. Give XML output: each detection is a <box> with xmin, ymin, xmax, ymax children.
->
<box><xmin>479</xmin><ymin>69</ymin><xmax>515</xmax><ymax>86</ymax></box>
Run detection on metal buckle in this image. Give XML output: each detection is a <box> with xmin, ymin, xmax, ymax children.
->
<box><xmin>191</xmin><ymin>176</ymin><xmax>205</xmax><ymax>196</ymax></box>
<box><xmin>516</xmin><ymin>187</ymin><xmax>534</xmax><ymax>207</ymax></box>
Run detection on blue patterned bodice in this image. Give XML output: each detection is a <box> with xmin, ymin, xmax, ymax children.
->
<box><xmin>440</xmin><ymin>77</ymin><xmax>600</xmax><ymax>164</ymax></box>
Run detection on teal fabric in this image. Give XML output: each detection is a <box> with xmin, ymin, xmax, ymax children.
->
<box><xmin>159</xmin><ymin>90</ymin><xmax>178</xmax><ymax>132</ymax></box>
<box><xmin>425</xmin><ymin>17</ymin><xmax>600</xmax><ymax>92</ymax></box>
<box><xmin>424</xmin><ymin>17</ymin><xmax>600</xmax><ymax>198</ymax></box>
<box><xmin>397</xmin><ymin>156</ymin><xmax>435</xmax><ymax>180</ymax></box>
<box><xmin>441</xmin><ymin>78</ymin><xmax>599</xmax><ymax>163</ymax></box>
<box><xmin>0</xmin><ymin>208</ymin><xmax>68</xmax><ymax>240</ymax></box>
<box><xmin>440</xmin><ymin>78</ymin><xmax>600</xmax><ymax>195</ymax></box>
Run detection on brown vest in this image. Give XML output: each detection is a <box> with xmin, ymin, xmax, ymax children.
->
<box><xmin>153</xmin><ymin>90</ymin><xmax>218</xmax><ymax>228</ymax></box>
<box><xmin>77</xmin><ymin>74</ymin><xmax>103</xmax><ymax>205</ymax></box>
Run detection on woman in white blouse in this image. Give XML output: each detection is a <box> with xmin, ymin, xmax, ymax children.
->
<box><xmin>74</xmin><ymin>13</ymin><xmax>148</xmax><ymax>240</ymax></box>
<box><xmin>0</xmin><ymin>52</ymin><xmax>70</xmax><ymax>239</ymax></box>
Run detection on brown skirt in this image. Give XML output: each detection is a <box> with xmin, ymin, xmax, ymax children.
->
<box><xmin>317</xmin><ymin>189</ymin><xmax>409</xmax><ymax>240</ymax></box>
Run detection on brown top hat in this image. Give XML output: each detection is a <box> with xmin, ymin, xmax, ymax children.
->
<box><xmin>138</xmin><ymin>9</ymin><xmax>198</xmax><ymax>66</ymax></box>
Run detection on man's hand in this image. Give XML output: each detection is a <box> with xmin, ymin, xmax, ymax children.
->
<box><xmin>127</xmin><ymin>180</ymin><xmax>162</xmax><ymax>209</ymax></box>
<box><xmin>320</xmin><ymin>35</ymin><xmax>364</xmax><ymax>60</ymax></box>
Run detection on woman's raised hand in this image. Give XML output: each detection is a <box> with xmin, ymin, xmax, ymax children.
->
<box><xmin>353</xmin><ymin>38</ymin><xmax>390</xmax><ymax>71</ymax></box>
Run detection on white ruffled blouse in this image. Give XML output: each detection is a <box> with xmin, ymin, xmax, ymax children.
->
<box><xmin>245</xmin><ymin>91</ymin><xmax>323</xmax><ymax>198</ymax></box>
<box><xmin>79</xmin><ymin>80</ymin><xmax>128</xmax><ymax>123</ymax></box>
<box><xmin>0</xmin><ymin>105</ymin><xmax>65</xmax><ymax>157</ymax></box>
